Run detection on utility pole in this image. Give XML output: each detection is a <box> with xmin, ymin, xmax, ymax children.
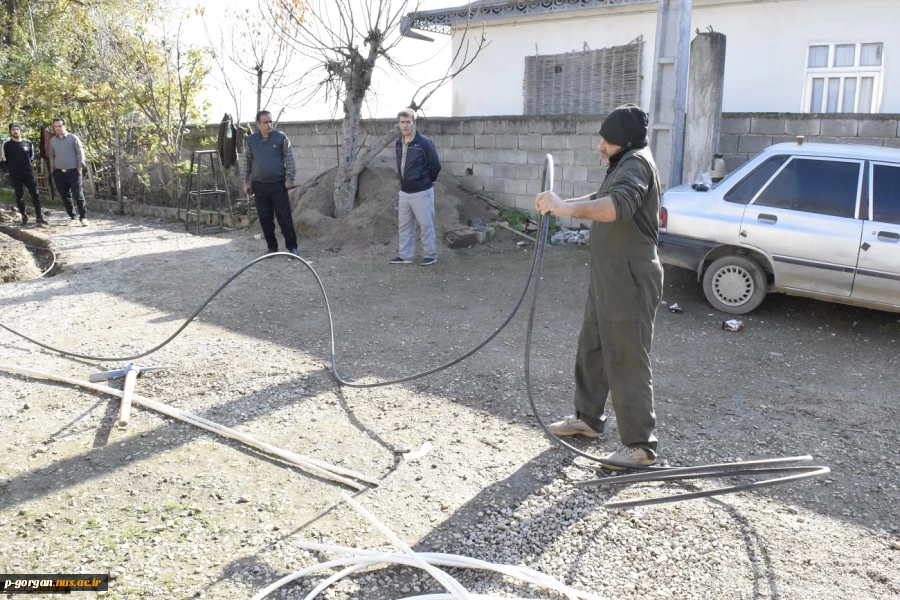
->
<box><xmin>648</xmin><ymin>0</ymin><xmax>692</xmax><ymax>190</ymax></box>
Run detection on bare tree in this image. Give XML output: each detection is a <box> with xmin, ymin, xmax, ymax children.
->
<box><xmin>199</xmin><ymin>4</ymin><xmax>301</xmax><ymax>126</ymax></box>
<box><xmin>268</xmin><ymin>0</ymin><xmax>486</xmax><ymax>218</ymax></box>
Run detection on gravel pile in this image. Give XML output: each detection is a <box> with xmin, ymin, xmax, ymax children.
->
<box><xmin>0</xmin><ymin>212</ymin><xmax>897</xmax><ymax>600</ymax></box>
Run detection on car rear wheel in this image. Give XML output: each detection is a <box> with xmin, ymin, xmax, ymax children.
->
<box><xmin>702</xmin><ymin>255</ymin><xmax>767</xmax><ymax>314</ymax></box>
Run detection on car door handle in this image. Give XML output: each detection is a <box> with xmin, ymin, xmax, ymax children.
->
<box><xmin>757</xmin><ymin>213</ymin><xmax>778</xmax><ymax>224</ymax></box>
<box><xmin>877</xmin><ymin>231</ymin><xmax>900</xmax><ymax>243</ymax></box>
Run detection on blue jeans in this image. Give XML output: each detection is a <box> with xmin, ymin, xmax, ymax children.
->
<box><xmin>397</xmin><ymin>187</ymin><xmax>436</xmax><ymax>260</ymax></box>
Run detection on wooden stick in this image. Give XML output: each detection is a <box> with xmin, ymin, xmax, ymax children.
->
<box><xmin>118</xmin><ymin>368</ymin><xmax>137</xmax><ymax>428</ymax></box>
<box><xmin>494</xmin><ymin>222</ymin><xmax>536</xmax><ymax>242</ymax></box>
<box><xmin>0</xmin><ymin>363</ymin><xmax>376</xmax><ymax>490</ymax></box>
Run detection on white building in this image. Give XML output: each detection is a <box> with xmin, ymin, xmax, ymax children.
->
<box><xmin>408</xmin><ymin>0</ymin><xmax>899</xmax><ymax>117</ymax></box>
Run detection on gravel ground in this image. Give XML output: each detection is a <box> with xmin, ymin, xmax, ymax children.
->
<box><xmin>0</xmin><ymin>210</ymin><xmax>898</xmax><ymax>600</ymax></box>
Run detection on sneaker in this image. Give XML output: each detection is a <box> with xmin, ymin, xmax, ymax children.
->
<box><xmin>388</xmin><ymin>256</ymin><xmax>413</xmax><ymax>264</ymax></box>
<box><xmin>36</xmin><ymin>220</ymin><xmax>48</xmax><ymax>228</ymax></box>
<box><xmin>21</xmin><ymin>214</ymin><xmax>28</xmax><ymax>225</ymax></box>
<box><xmin>548</xmin><ymin>415</ymin><xmax>602</xmax><ymax>438</ymax></box>
<box><xmin>420</xmin><ymin>257</ymin><xmax>438</xmax><ymax>266</ymax></box>
<box><xmin>287</xmin><ymin>247</ymin><xmax>300</xmax><ymax>257</ymax></box>
<box><xmin>79</xmin><ymin>218</ymin><xmax>89</xmax><ymax>227</ymax></box>
<box><xmin>602</xmin><ymin>445</ymin><xmax>657</xmax><ymax>471</ymax></box>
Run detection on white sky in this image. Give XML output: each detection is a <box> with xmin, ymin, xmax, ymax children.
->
<box><xmin>184</xmin><ymin>0</ymin><xmax>463</xmax><ymax>124</ymax></box>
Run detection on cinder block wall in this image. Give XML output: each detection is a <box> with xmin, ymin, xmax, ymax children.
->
<box><xmin>719</xmin><ymin>113</ymin><xmax>900</xmax><ymax>172</ymax></box>
<box><xmin>276</xmin><ymin>116</ymin><xmax>608</xmax><ymax>224</ymax></box>
<box><xmin>195</xmin><ymin>112</ymin><xmax>900</xmax><ymax>227</ymax></box>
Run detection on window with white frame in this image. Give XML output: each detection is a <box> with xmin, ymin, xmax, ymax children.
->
<box><xmin>803</xmin><ymin>43</ymin><xmax>884</xmax><ymax>113</ymax></box>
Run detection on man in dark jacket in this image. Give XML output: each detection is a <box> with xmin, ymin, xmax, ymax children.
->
<box><xmin>535</xmin><ymin>104</ymin><xmax>664</xmax><ymax>469</ymax></box>
<box><xmin>389</xmin><ymin>108</ymin><xmax>441</xmax><ymax>266</ymax></box>
<box><xmin>241</xmin><ymin>110</ymin><xmax>298</xmax><ymax>256</ymax></box>
<box><xmin>1</xmin><ymin>123</ymin><xmax>46</xmax><ymax>226</ymax></box>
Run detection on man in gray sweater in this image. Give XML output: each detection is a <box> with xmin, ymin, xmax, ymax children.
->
<box><xmin>241</xmin><ymin>110</ymin><xmax>298</xmax><ymax>255</ymax></box>
<box><xmin>49</xmin><ymin>118</ymin><xmax>88</xmax><ymax>226</ymax></box>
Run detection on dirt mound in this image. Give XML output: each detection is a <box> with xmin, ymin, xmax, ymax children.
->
<box><xmin>0</xmin><ymin>231</ymin><xmax>41</xmax><ymax>283</ymax></box>
<box><xmin>284</xmin><ymin>158</ymin><xmax>497</xmax><ymax>249</ymax></box>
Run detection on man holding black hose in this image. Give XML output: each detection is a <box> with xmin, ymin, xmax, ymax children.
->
<box><xmin>535</xmin><ymin>104</ymin><xmax>664</xmax><ymax>469</ymax></box>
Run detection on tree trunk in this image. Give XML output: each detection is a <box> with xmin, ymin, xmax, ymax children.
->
<box><xmin>333</xmin><ymin>96</ymin><xmax>362</xmax><ymax>219</ymax></box>
<box><xmin>256</xmin><ymin>67</ymin><xmax>262</xmax><ymax>116</ymax></box>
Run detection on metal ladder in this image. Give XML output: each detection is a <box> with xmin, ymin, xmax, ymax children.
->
<box><xmin>183</xmin><ymin>150</ymin><xmax>236</xmax><ymax>234</ymax></box>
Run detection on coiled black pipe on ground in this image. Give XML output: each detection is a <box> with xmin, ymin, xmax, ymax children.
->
<box><xmin>0</xmin><ymin>154</ymin><xmax>829</xmax><ymax>506</ymax></box>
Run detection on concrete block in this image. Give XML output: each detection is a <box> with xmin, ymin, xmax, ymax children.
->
<box><xmin>772</xmin><ymin>135</ymin><xmax>801</xmax><ymax>146</ymax></box>
<box><xmin>587</xmin><ymin>167</ymin><xmax>607</xmax><ymax>183</ymax></box>
<box><xmin>820</xmin><ymin>118</ymin><xmax>858</xmax><ymax>137</ymax></box>
<box><xmin>750</xmin><ymin>117</ymin><xmax>786</xmax><ymax>135</ymax></box>
<box><xmin>475</xmin><ymin>134</ymin><xmax>496</xmax><ymax>148</ymax></box>
<box><xmin>483</xmin><ymin>120</ymin><xmax>509</xmax><ymax>134</ymax></box>
<box><xmin>451</xmin><ymin>162</ymin><xmax>470</xmax><ymax>177</ymax></box>
<box><xmin>806</xmin><ymin>136</ymin><xmax>845</xmax><ymax>145</ymax></box>
<box><xmin>454</xmin><ymin>134</ymin><xmax>475</xmax><ymax>148</ymax></box>
<box><xmin>785</xmin><ymin>117</ymin><xmax>821</xmax><ymax>136</ymax></box>
<box><xmin>858</xmin><ymin>119</ymin><xmax>898</xmax><ymax>138</ymax></box>
<box><xmin>883</xmin><ymin>138</ymin><xmax>900</xmax><ymax>149</ymax></box>
<box><xmin>493</xmin><ymin>164</ymin><xmax>518</xmax><ymax>179</ymax></box>
<box><xmin>566</xmin><ymin>135</ymin><xmax>594</xmax><ymax>150</ymax></box>
<box><xmin>461</xmin><ymin>120</ymin><xmax>486</xmax><ymax>135</ymax></box>
<box><xmin>462</xmin><ymin>149</ymin><xmax>485</xmax><ymax>163</ymax></box>
<box><xmin>473</xmin><ymin>163</ymin><xmax>494</xmax><ymax>177</ymax></box>
<box><xmin>575</xmin><ymin>119</ymin><xmax>604</xmax><ymax>134</ymax></box>
<box><xmin>518</xmin><ymin>135</ymin><xmax>543</xmax><ymax>150</ymax></box>
<box><xmin>442</xmin><ymin>147</ymin><xmax>464</xmax><ymax>162</ymax></box>
<box><xmin>542</xmin><ymin>135</ymin><xmax>567</xmax><ymax>150</ymax></box>
<box><xmin>573</xmin><ymin>182</ymin><xmax>599</xmax><ymax>198</ymax></box>
<box><xmin>440</xmin><ymin>121</ymin><xmax>464</xmax><ymax>134</ymax></box>
<box><xmin>483</xmin><ymin>178</ymin><xmax>505</xmax><ymax>193</ymax></box>
<box><xmin>550</xmin><ymin>150</ymin><xmax>575</xmax><ymax>165</ymax></box>
<box><xmin>846</xmin><ymin>138</ymin><xmax>885</xmax><ymax>147</ymax></box>
<box><xmin>527</xmin><ymin>150</ymin><xmax>548</xmax><ymax>165</ymax></box>
<box><xmin>527</xmin><ymin>120</ymin><xmax>553</xmax><ymax>134</ymax></box>
<box><xmin>718</xmin><ymin>134</ymin><xmax>740</xmax><ymax>154</ymax></box>
<box><xmin>432</xmin><ymin>134</ymin><xmax>453</xmax><ymax>148</ymax></box>
<box><xmin>496</xmin><ymin>134</ymin><xmax>518</xmax><ymax>149</ymax></box>
<box><xmin>505</xmin><ymin>179</ymin><xmax>528</xmax><ymax>195</ymax></box>
<box><xmin>551</xmin><ymin>119</ymin><xmax>578</xmax><ymax>134</ymax></box>
<box><xmin>720</xmin><ymin>117</ymin><xmax>751</xmax><ymax>135</ymax></box>
<box><xmin>525</xmin><ymin>179</ymin><xmax>545</xmax><ymax>195</ymax></box>
<box><xmin>737</xmin><ymin>135</ymin><xmax>774</xmax><ymax>153</ymax></box>
<box><xmin>574</xmin><ymin>150</ymin><xmax>599</xmax><ymax>166</ymax></box>
<box><xmin>553</xmin><ymin>181</ymin><xmax>574</xmax><ymax>197</ymax></box>
<box><xmin>513</xmin><ymin>194</ymin><xmax>535</xmax><ymax>211</ymax></box>
<box><xmin>498</xmin><ymin>149</ymin><xmax>529</xmax><ymax>164</ymax></box>
<box><xmin>564</xmin><ymin>165</ymin><xmax>589</xmax><ymax>182</ymax></box>
<box><xmin>295</xmin><ymin>146</ymin><xmax>315</xmax><ymax>158</ymax></box>
<box><xmin>722</xmin><ymin>153</ymin><xmax>749</xmax><ymax>172</ymax></box>
<box><xmin>516</xmin><ymin>165</ymin><xmax>540</xmax><ymax>179</ymax></box>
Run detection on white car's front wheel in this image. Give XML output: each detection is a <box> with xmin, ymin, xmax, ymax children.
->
<box><xmin>702</xmin><ymin>255</ymin><xmax>767</xmax><ymax>314</ymax></box>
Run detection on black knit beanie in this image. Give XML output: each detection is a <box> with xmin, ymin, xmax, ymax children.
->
<box><xmin>599</xmin><ymin>104</ymin><xmax>649</xmax><ymax>149</ymax></box>
<box><xmin>8</xmin><ymin>122</ymin><xmax>19</xmax><ymax>131</ymax></box>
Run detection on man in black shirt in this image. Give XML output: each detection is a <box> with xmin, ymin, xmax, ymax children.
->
<box><xmin>1</xmin><ymin>123</ymin><xmax>45</xmax><ymax>226</ymax></box>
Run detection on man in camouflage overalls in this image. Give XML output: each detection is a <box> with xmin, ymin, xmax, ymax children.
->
<box><xmin>535</xmin><ymin>104</ymin><xmax>664</xmax><ymax>468</ymax></box>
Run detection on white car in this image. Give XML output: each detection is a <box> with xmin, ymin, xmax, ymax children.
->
<box><xmin>659</xmin><ymin>141</ymin><xmax>900</xmax><ymax>314</ymax></box>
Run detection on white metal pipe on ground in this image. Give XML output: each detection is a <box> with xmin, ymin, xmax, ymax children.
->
<box><xmin>0</xmin><ymin>363</ymin><xmax>373</xmax><ymax>490</ymax></box>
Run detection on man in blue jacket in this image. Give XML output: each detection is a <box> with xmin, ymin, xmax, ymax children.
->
<box><xmin>389</xmin><ymin>108</ymin><xmax>441</xmax><ymax>266</ymax></box>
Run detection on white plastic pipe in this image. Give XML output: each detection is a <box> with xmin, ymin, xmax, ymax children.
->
<box><xmin>0</xmin><ymin>363</ymin><xmax>375</xmax><ymax>490</ymax></box>
<box><xmin>341</xmin><ymin>493</ymin><xmax>472</xmax><ymax>600</ymax></box>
